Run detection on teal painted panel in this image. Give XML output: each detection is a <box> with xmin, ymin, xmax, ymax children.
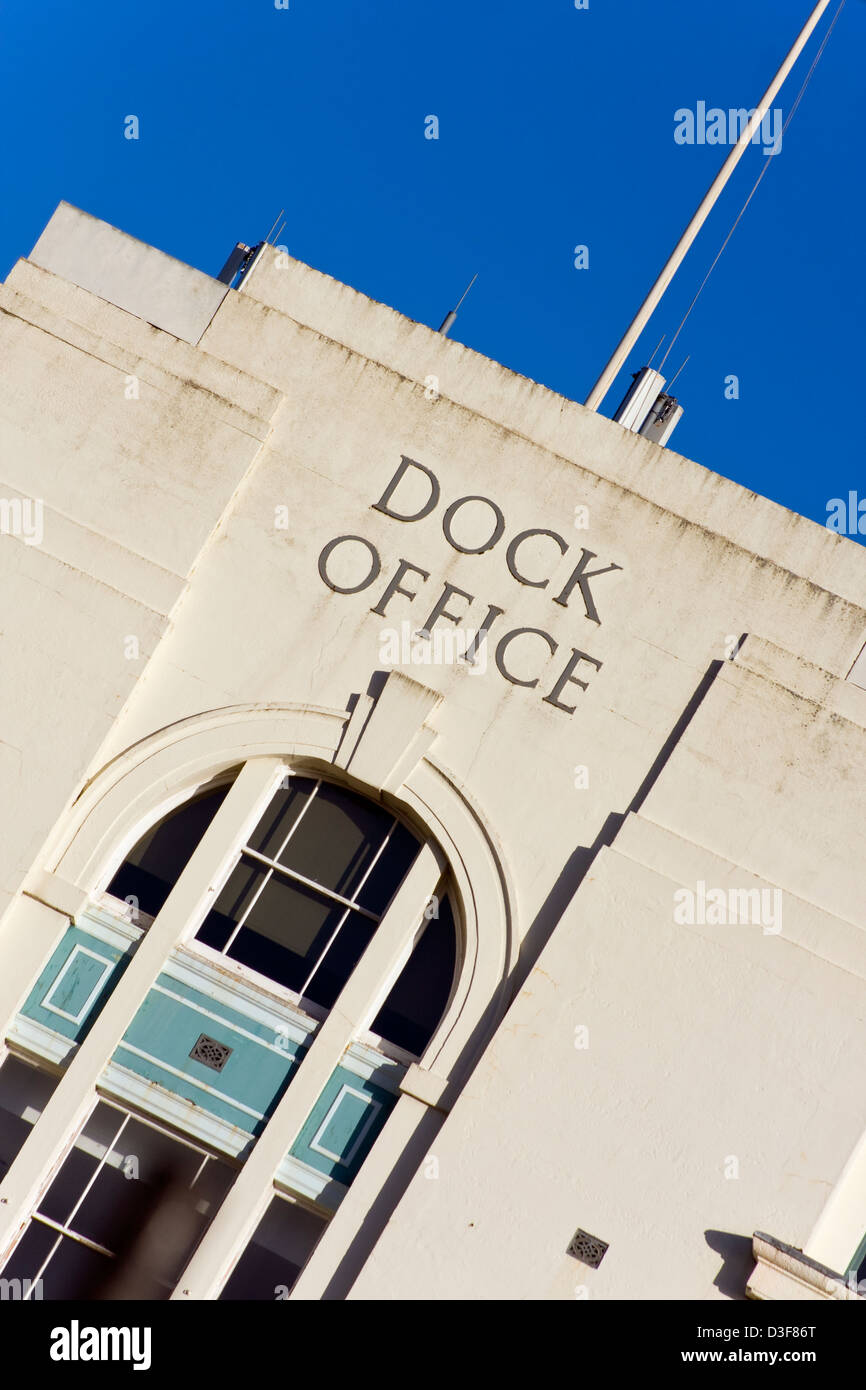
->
<box><xmin>156</xmin><ymin>971</ymin><xmax>306</xmax><ymax>1052</ymax></box>
<box><xmin>46</xmin><ymin>950</ymin><xmax>111</xmax><ymax>1019</ymax></box>
<box><xmin>290</xmin><ymin>1064</ymin><xmax>397</xmax><ymax>1183</ymax></box>
<box><xmin>317</xmin><ymin>1088</ymin><xmax>374</xmax><ymax>1157</ymax></box>
<box><xmin>18</xmin><ymin>927</ymin><xmax>128</xmax><ymax>1042</ymax></box>
<box><xmin>115</xmin><ymin>975</ymin><xmax>306</xmax><ymax>1135</ymax></box>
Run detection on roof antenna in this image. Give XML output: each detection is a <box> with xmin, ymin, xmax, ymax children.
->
<box><xmin>438</xmin><ymin>273</ymin><xmax>478</xmax><ymax>335</ymax></box>
<box><xmin>666</xmin><ymin>354</ymin><xmax>691</xmax><ymax>392</ymax></box>
<box><xmin>263</xmin><ymin>209</ymin><xmax>285</xmax><ymax>245</ymax></box>
<box><xmin>216</xmin><ymin>208</ymin><xmax>287</xmax><ymax>288</ymax></box>
<box><xmin>647</xmin><ymin>334</ymin><xmax>666</xmax><ymax>369</ymax></box>
<box><xmin>584</xmin><ymin>0</ymin><xmax>835</xmax><ymax>412</ymax></box>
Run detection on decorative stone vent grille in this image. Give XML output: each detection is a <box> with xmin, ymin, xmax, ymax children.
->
<box><xmin>567</xmin><ymin>1228</ymin><xmax>609</xmax><ymax>1268</ymax></box>
<box><xmin>189</xmin><ymin>1034</ymin><xmax>233</xmax><ymax>1072</ymax></box>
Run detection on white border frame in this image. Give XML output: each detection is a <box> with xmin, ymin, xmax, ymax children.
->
<box><xmin>308</xmin><ymin>1085</ymin><xmax>382</xmax><ymax>1168</ymax></box>
<box><xmin>41</xmin><ymin>945</ymin><xmax>115</xmax><ymax>1026</ymax></box>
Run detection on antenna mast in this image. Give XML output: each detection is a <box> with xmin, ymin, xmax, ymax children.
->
<box><xmin>584</xmin><ymin>0</ymin><xmax>835</xmax><ymax>412</ymax></box>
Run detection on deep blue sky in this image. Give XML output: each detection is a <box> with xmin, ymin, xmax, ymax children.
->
<box><xmin>1</xmin><ymin>0</ymin><xmax>862</xmax><ymax>538</ymax></box>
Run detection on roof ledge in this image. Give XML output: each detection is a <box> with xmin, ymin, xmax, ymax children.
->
<box><xmin>747</xmin><ymin>1232</ymin><xmax>860</xmax><ymax>1301</ymax></box>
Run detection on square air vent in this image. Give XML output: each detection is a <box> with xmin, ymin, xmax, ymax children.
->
<box><xmin>189</xmin><ymin>1034</ymin><xmax>232</xmax><ymax>1072</ymax></box>
<box><xmin>567</xmin><ymin>1228</ymin><xmax>609</xmax><ymax>1269</ymax></box>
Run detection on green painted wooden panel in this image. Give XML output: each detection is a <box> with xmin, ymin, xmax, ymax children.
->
<box><xmin>290</xmin><ymin>1064</ymin><xmax>397</xmax><ymax>1183</ymax></box>
<box><xmin>19</xmin><ymin>927</ymin><xmax>127</xmax><ymax>1042</ymax></box>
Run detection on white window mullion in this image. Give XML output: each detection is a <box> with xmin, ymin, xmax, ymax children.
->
<box><xmin>221</xmin><ymin>777</ymin><xmax>323</xmax><ymax>957</ymax></box>
<box><xmin>0</xmin><ymin>757</ymin><xmax>286</xmax><ymax>1267</ymax></box>
<box><xmin>172</xmin><ymin>840</ymin><xmax>444</xmax><ymax>1302</ymax></box>
<box><xmin>299</xmin><ymin>823</ymin><xmax>396</xmax><ymax>1001</ymax></box>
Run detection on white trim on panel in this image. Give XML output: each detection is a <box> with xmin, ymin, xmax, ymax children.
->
<box><xmin>80</xmin><ymin>902</ymin><xmax>146</xmax><ymax>949</ymax></box>
<box><xmin>5</xmin><ymin>1014</ymin><xmax>75</xmax><ymax>1067</ymax></box>
<box><xmin>114</xmin><ymin>1041</ymin><xmax>266</xmax><ymax>1122</ymax></box>
<box><xmin>100</xmin><ymin>1061</ymin><xmax>252</xmax><ymax>1160</ymax></box>
<box><xmin>151</xmin><ymin>983</ymin><xmax>306</xmax><ymax>1060</ymax></box>
<box><xmin>341</xmin><ymin>1040</ymin><xmax>405</xmax><ymax>1091</ymax></box>
<box><xmin>163</xmin><ymin>948</ymin><xmax>317</xmax><ymax>1047</ymax></box>
<box><xmin>273</xmin><ymin>1154</ymin><xmax>348</xmax><ymax>1212</ymax></box>
<box><xmin>309</xmin><ymin>1085</ymin><xmax>382</xmax><ymax>1168</ymax></box>
<box><xmin>41</xmin><ymin>946</ymin><xmax>116</xmax><ymax>1025</ymax></box>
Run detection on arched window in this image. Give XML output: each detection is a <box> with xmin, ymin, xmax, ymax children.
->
<box><xmin>106</xmin><ymin>782</ymin><xmax>232</xmax><ymax>923</ymax></box>
<box><xmin>106</xmin><ymin>771</ymin><xmax>457</xmax><ymax>1054</ymax></box>
<box><xmin>1</xmin><ymin>753</ymin><xmax>480</xmax><ymax>1302</ymax></box>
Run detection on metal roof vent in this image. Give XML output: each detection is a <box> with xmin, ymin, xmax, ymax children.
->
<box><xmin>567</xmin><ymin>1228</ymin><xmax>609</xmax><ymax>1269</ymax></box>
<box><xmin>189</xmin><ymin>1034</ymin><xmax>233</xmax><ymax>1072</ymax></box>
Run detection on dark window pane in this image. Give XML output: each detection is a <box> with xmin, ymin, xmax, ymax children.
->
<box><xmin>82</xmin><ymin>1101</ymin><xmax>128</xmax><ymax>1151</ymax></box>
<box><xmin>38</xmin><ymin>1147</ymin><xmax>100</xmax><ymax>1226</ymax></box>
<box><xmin>119</xmin><ymin>1119</ymin><xmax>205</xmax><ymax>1190</ymax></box>
<box><xmin>0</xmin><ymin>1111</ymin><xmax>32</xmax><ymax>1184</ymax></box>
<box><xmin>304</xmin><ymin>914</ymin><xmax>376</xmax><ymax>1010</ymax></box>
<box><xmin>372</xmin><ymin>897</ymin><xmax>457</xmax><ymax>1055</ymax></box>
<box><xmin>81</xmin><ymin>1142</ymin><xmax>234</xmax><ymax>1296</ymax></box>
<box><xmin>191</xmin><ymin>1154</ymin><xmax>235</xmax><ymax>1209</ymax></box>
<box><xmin>226</xmin><ymin>874</ymin><xmax>352</xmax><ymax>993</ymax></box>
<box><xmin>39</xmin><ymin>1232</ymin><xmax>112</xmax><ymax>1300</ymax></box>
<box><xmin>247</xmin><ymin>777</ymin><xmax>317</xmax><ymax>859</ymax></box>
<box><xmin>107</xmin><ymin>781</ymin><xmax>233</xmax><ymax>919</ymax></box>
<box><xmin>355</xmin><ymin>822</ymin><xmax>420</xmax><ymax>915</ymax></box>
<box><xmin>72</xmin><ymin>1164</ymin><xmax>142</xmax><ymax>1250</ymax></box>
<box><xmin>0</xmin><ymin>1057</ymin><xmax>57</xmax><ymax>1181</ymax></box>
<box><xmin>277</xmin><ymin>781</ymin><xmax>394</xmax><ymax>900</ymax></box>
<box><xmin>1</xmin><ymin>1220</ymin><xmax>59</xmax><ymax>1286</ymax></box>
<box><xmin>34</xmin><ymin>1110</ymin><xmax>233</xmax><ymax>1297</ymax></box>
<box><xmin>197</xmin><ymin>857</ymin><xmax>266</xmax><ymax>952</ymax></box>
<box><xmin>219</xmin><ymin>1197</ymin><xmax>326</xmax><ymax>1301</ymax></box>
<box><xmin>38</xmin><ymin>1100</ymin><xmax>124</xmax><ymax>1226</ymax></box>
<box><xmin>69</xmin><ymin>1111</ymin><xmax>206</xmax><ymax>1254</ymax></box>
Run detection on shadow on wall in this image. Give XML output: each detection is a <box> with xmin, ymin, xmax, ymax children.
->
<box><xmin>319</xmin><ymin>652</ymin><xmax>743</xmax><ymax>1299</ymax></box>
<box><xmin>512</xmin><ymin>650</ymin><xmax>737</xmax><ymax>996</ymax></box>
<box><xmin>705</xmin><ymin>1230</ymin><xmax>756</xmax><ymax>1300</ymax></box>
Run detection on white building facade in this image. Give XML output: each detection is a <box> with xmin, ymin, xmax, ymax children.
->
<box><xmin>0</xmin><ymin>202</ymin><xmax>865</xmax><ymax>1301</ymax></box>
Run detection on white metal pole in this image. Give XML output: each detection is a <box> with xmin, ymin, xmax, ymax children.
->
<box><xmin>584</xmin><ymin>0</ymin><xmax>834</xmax><ymax>412</ymax></box>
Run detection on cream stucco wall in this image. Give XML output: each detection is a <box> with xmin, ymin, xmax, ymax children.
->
<box><xmin>1</xmin><ymin>203</ymin><xmax>865</xmax><ymax>1299</ymax></box>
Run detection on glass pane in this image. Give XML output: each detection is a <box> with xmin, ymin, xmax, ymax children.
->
<box><xmin>355</xmin><ymin>821</ymin><xmax>420</xmax><ymax>915</ymax></box>
<box><xmin>0</xmin><ymin>1220</ymin><xmax>58</xmax><ymax>1287</ymax></box>
<box><xmin>219</xmin><ymin>1196</ymin><xmax>327</xmax><ymax>1301</ymax></box>
<box><xmin>39</xmin><ymin>1232</ymin><xmax>113</xmax><ymax>1300</ymax></box>
<box><xmin>190</xmin><ymin>1155</ymin><xmax>236</xmax><ymax>1218</ymax></box>
<box><xmin>31</xmin><ymin>1109</ymin><xmax>234</xmax><ymax>1297</ymax></box>
<box><xmin>87</xmin><ymin>1150</ymin><xmax>233</xmax><ymax>1296</ymax></box>
<box><xmin>0</xmin><ymin>1056</ymin><xmax>57</xmax><ymax>1181</ymax></box>
<box><xmin>304</xmin><ymin>914</ymin><xmax>376</xmax><ymax>1010</ymax></box>
<box><xmin>118</xmin><ymin>1118</ymin><xmax>206</xmax><ymax>1190</ymax></box>
<box><xmin>247</xmin><ymin>777</ymin><xmax>317</xmax><ymax>859</ymax></box>
<box><xmin>277</xmin><ymin>781</ymin><xmax>395</xmax><ymax>900</ymax></box>
<box><xmin>38</xmin><ymin>1148</ymin><xmax>100</xmax><ymax>1227</ymax></box>
<box><xmin>196</xmin><ymin>857</ymin><xmax>267</xmax><ymax>951</ymax></box>
<box><xmin>37</xmin><ymin>1101</ymin><xmax>125</xmax><ymax>1226</ymax></box>
<box><xmin>71</xmin><ymin>1163</ymin><xmax>143</xmax><ymax>1251</ymax></box>
<box><xmin>226</xmin><ymin>874</ymin><xmax>356</xmax><ymax>993</ymax></box>
<box><xmin>107</xmin><ymin>781</ymin><xmax>233</xmax><ymax>919</ymax></box>
<box><xmin>70</xmin><ymin>1119</ymin><xmax>201</xmax><ymax>1251</ymax></box>
<box><xmin>372</xmin><ymin>897</ymin><xmax>457</xmax><ymax>1055</ymax></box>
<box><xmin>80</xmin><ymin>1100</ymin><xmax>128</xmax><ymax>1154</ymax></box>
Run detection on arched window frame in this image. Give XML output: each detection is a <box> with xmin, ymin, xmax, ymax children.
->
<box><xmin>0</xmin><ymin>701</ymin><xmax>516</xmax><ymax>1299</ymax></box>
<box><xmin>41</xmin><ymin>703</ymin><xmax>516</xmax><ymax>1079</ymax></box>
<box><xmin>97</xmin><ymin>762</ymin><xmax>456</xmax><ymax>1063</ymax></box>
